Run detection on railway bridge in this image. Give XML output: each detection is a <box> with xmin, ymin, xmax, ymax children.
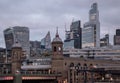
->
<box><xmin>0</xmin><ymin>71</ymin><xmax>62</xmax><ymax>83</ymax></box>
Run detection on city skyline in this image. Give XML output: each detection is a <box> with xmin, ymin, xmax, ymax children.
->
<box><xmin>0</xmin><ymin>0</ymin><xmax>120</xmax><ymax>47</ymax></box>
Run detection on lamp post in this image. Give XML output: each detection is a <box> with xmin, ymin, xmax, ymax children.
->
<box><xmin>14</xmin><ymin>70</ymin><xmax>22</xmax><ymax>83</ymax></box>
<box><xmin>74</xmin><ymin>65</ymin><xmax>88</xmax><ymax>83</ymax></box>
<box><xmin>55</xmin><ymin>76</ymin><xmax>58</xmax><ymax>83</ymax></box>
<box><xmin>69</xmin><ymin>64</ymin><xmax>102</xmax><ymax>83</ymax></box>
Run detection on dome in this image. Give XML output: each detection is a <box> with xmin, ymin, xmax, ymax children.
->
<box><xmin>12</xmin><ymin>41</ymin><xmax>22</xmax><ymax>48</ymax></box>
<box><xmin>52</xmin><ymin>28</ymin><xmax>62</xmax><ymax>42</ymax></box>
<box><xmin>53</xmin><ymin>36</ymin><xmax>62</xmax><ymax>42</ymax></box>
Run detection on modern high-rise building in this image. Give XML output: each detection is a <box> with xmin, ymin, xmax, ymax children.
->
<box><xmin>30</xmin><ymin>41</ymin><xmax>41</xmax><ymax>57</ymax></box>
<box><xmin>114</xmin><ymin>29</ymin><xmax>120</xmax><ymax>45</ymax></box>
<box><xmin>82</xmin><ymin>3</ymin><xmax>100</xmax><ymax>48</ymax></box>
<box><xmin>41</xmin><ymin>31</ymin><xmax>51</xmax><ymax>49</ymax></box>
<box><xmin>116</xmin><ymin>29</ymin><xmax>120</xmax><ymax>35</ymax></box>
<box><xmin>100</xmin><ymin>34</ymin><xmax>109</xmax><ymax>47</ymax></box>
<box><xmin>4</xmin><ymin>26</ymin><xmax>30</xmax><ymax>57</ymax></box>
<box><xmin>64</xmin><ymin>20</ymin><xmax>82</xmax><ymax>49</ymax></box>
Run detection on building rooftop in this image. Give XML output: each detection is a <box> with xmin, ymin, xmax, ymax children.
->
<box><xmin>52</xmin><ymin>28</ymin><xmax>62</xmax><ymax>42</ymax></box>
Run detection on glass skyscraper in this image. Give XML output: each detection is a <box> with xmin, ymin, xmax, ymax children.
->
<box><xmin>100</xmin><ymin>34</ymin><xmax>109</xmax><ymax>47</ymax></box>
<box><xmin>30</xmin><ymin>41</ymin><xmax>41</xmax><ymax>57</ymax></box>
<box><xmin>4</xmin><ymin>26</ymin><xmax>30</xmax><ymax>57</ymax></box>
<box><xmin>82</xmin><ymin>3</ymin><xmax>100</xmax><ymax>48</ymax></box>
<box><xmin>64</xmin><ymin>20</ymin><xmax>82</xmax><ymax>49</ymax></box>
<box><xmin>40</xmin><ymin>31</ymin><xmax>51</xmax><ymax>49</ymax></box>
<box><xmin>114</xmin><ymin>29</ymin><xmax>120</xmax><ymax>45</ymax></box>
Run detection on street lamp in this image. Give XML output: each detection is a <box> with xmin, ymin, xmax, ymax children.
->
<box><xmin>110</xmin><ymin>77</ymin><xmax>113</xmax><ymax>82</ymax></box>
<box><xmin>69</xmin><ymin>63</ymin><xmax>104</xmax><ymax>83</ymax></box>
<box><xmin>74</xmin><ymin>64</ymin><xmax>88</xmax><ymax>83</ymax></box>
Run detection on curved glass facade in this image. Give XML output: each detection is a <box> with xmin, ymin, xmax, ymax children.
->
<box><xmin>4</xmin><ymin>26</ymin><xmax>30</xmax><ymax>57</ymax></box>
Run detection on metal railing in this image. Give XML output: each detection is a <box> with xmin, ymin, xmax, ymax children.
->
<box><xmin>0</xmin><ymin>71</ymin><xmax>62</xmax><ymax>77</ymax></box>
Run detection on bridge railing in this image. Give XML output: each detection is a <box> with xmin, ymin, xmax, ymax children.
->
<box><xmin>0</xmin><ymin>71</ymin><xmax>62</xmax><ymax>77</ymax></box>
<box><xmin>20</xmin><ymin>71</ymin><xmax>62</xmax><ymax>76</ymax></box>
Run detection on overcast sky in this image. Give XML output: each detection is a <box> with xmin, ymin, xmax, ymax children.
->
<box><xmin>0</xmin><ymin>0</ymin><xmax>120</xmax><ymax>47</ymax></box>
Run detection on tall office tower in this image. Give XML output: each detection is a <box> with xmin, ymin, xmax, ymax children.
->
<box><xmin>64</xmin><ymin>20</ymin><xmax>82</xmax><ymax>49</ymax></box>
<box><xmin>116</xmin><ymin>29</ymin><xmax>120</xmax><ymax>35</ymax></box>
<box><xmin>41</xmin><ymin>31</ymin><xmax>51</xmax><ymax>49</ymax></box>
<box><xmin>100</xmin><ymin>34</ymin><xmax>109</xmax><ymax>47</ymax></box>
<box><xmin>114</xmin><ymin>29</ymin><xmax>120</xmax><ymax>45</ymax></box>
<box><xmin>4</xmin><ymin>26</ymin><xmax>30</xmax><ymax>57</ymax></box>
<box><xmin>82</xmin><ymin>3</ymin><xmax>100</xmax><ymax>48</ymax></box>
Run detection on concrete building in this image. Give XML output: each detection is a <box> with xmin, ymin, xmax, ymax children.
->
<box><xmin>63</xmin><ymin>45</ymin><xmax>120</xmax><ymax>60</ymax></box>
<box><xmin>114</xmin><ymin>29</ymin><xmax>120</xmax><ymax>45</ymax></box>
<box><xmin>64</xmin><ymin>20</ymin><xmax>82</xmax><ymax>49</ymax></box>
<box><xmin>21</xmin><ymin>57</ymin><xmax>51</xmax><ymax>71</ymax></box>
<box><xmin>30</xmin><ymin>41</ymin><xmax>41</xmax><ymax>57</ymax></box>
<box><xmin>4</xmin><ymin>26</ymin><xmax>30</xmax><ymax>58</ymax></box>
<box><xmin>82</xmin><ymin>3</ymin><xmax>100</xmax><ymax>48</ymax></box>
<box><xmin>100</xmin><ymin>34</ymin><xmax>109</xmax><ymax>47</ymax></box>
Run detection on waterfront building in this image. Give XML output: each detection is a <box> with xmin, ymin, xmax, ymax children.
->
<box><xmin>63</xmin><ymin>45</ymin><xmax>120</xmax><ymax>60</ymax></box>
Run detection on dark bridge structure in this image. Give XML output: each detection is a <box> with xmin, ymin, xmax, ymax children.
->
<box><xmin>0</xmin><ymin>69</ymin><xmax>120</xmax><ymax>83</ymax></box>
<box><xmin>0</xmin><ymin>71</ymin><xmax>62</xmax><ymax>83</ymax></box>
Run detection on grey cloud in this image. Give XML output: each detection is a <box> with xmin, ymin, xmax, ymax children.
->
<box><xmin>0</xmin><ymin>0</ymin><xmax>120</xmax><ymax>47</ymax></box>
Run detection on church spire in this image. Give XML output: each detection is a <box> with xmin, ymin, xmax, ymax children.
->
<box><xmin>56</xmin><ymin>27</ymin><xmax>59</xmax><ymax>37</ymax></box>
<box><xmin>52</xmin><ymin>27</ymin><xmax>62</xmax><ymax>42</ymax></box>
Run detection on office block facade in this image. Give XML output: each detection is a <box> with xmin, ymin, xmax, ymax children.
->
<box><xmin>64</xmin><ymin>20</ymin><xmax>82</xmax><ymax>49</ymax></box>
<box><xmin>4</xmin><ymin>26</ymin><xmax>30</xmax><ymax>57</ymax></box>
<box><xmin>30</xmin><ymin>41</ymin><xmax>41</xmax><ymax>57</ymax></box>
<box><xmin>82</xmin><ymin>3</ymin><xmax>100</xmax><ymax>48</ymax></box>
<box><xmin>41</xmin><ymin>31</ymin><xmax>51</xmax><ymax>49</ymax></box>
<box><xmin>114</xmin><ymin>29</ymin><xmax>120</xmax><ymax>45</ymax></box>
<box><xmin>100</xmin><ymin>34</ymin><xmax>109</xmax><ymax>47</ymax></box>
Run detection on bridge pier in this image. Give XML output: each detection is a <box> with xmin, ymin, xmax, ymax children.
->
<box><xmin>13</xmin><ymin>72</ymin><xmax>22</xmax><ymax>83</ymax></box>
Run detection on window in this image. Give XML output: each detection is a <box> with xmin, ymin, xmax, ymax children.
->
<box><xmin>54</xmin><ymin>46</ymin><xmax>56</xmax><ymax>52</ymax></box>
<box><xmin>65</xmin><ymin>62</ymin><xmax>67</xmax><ymax>66</ymax></box>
